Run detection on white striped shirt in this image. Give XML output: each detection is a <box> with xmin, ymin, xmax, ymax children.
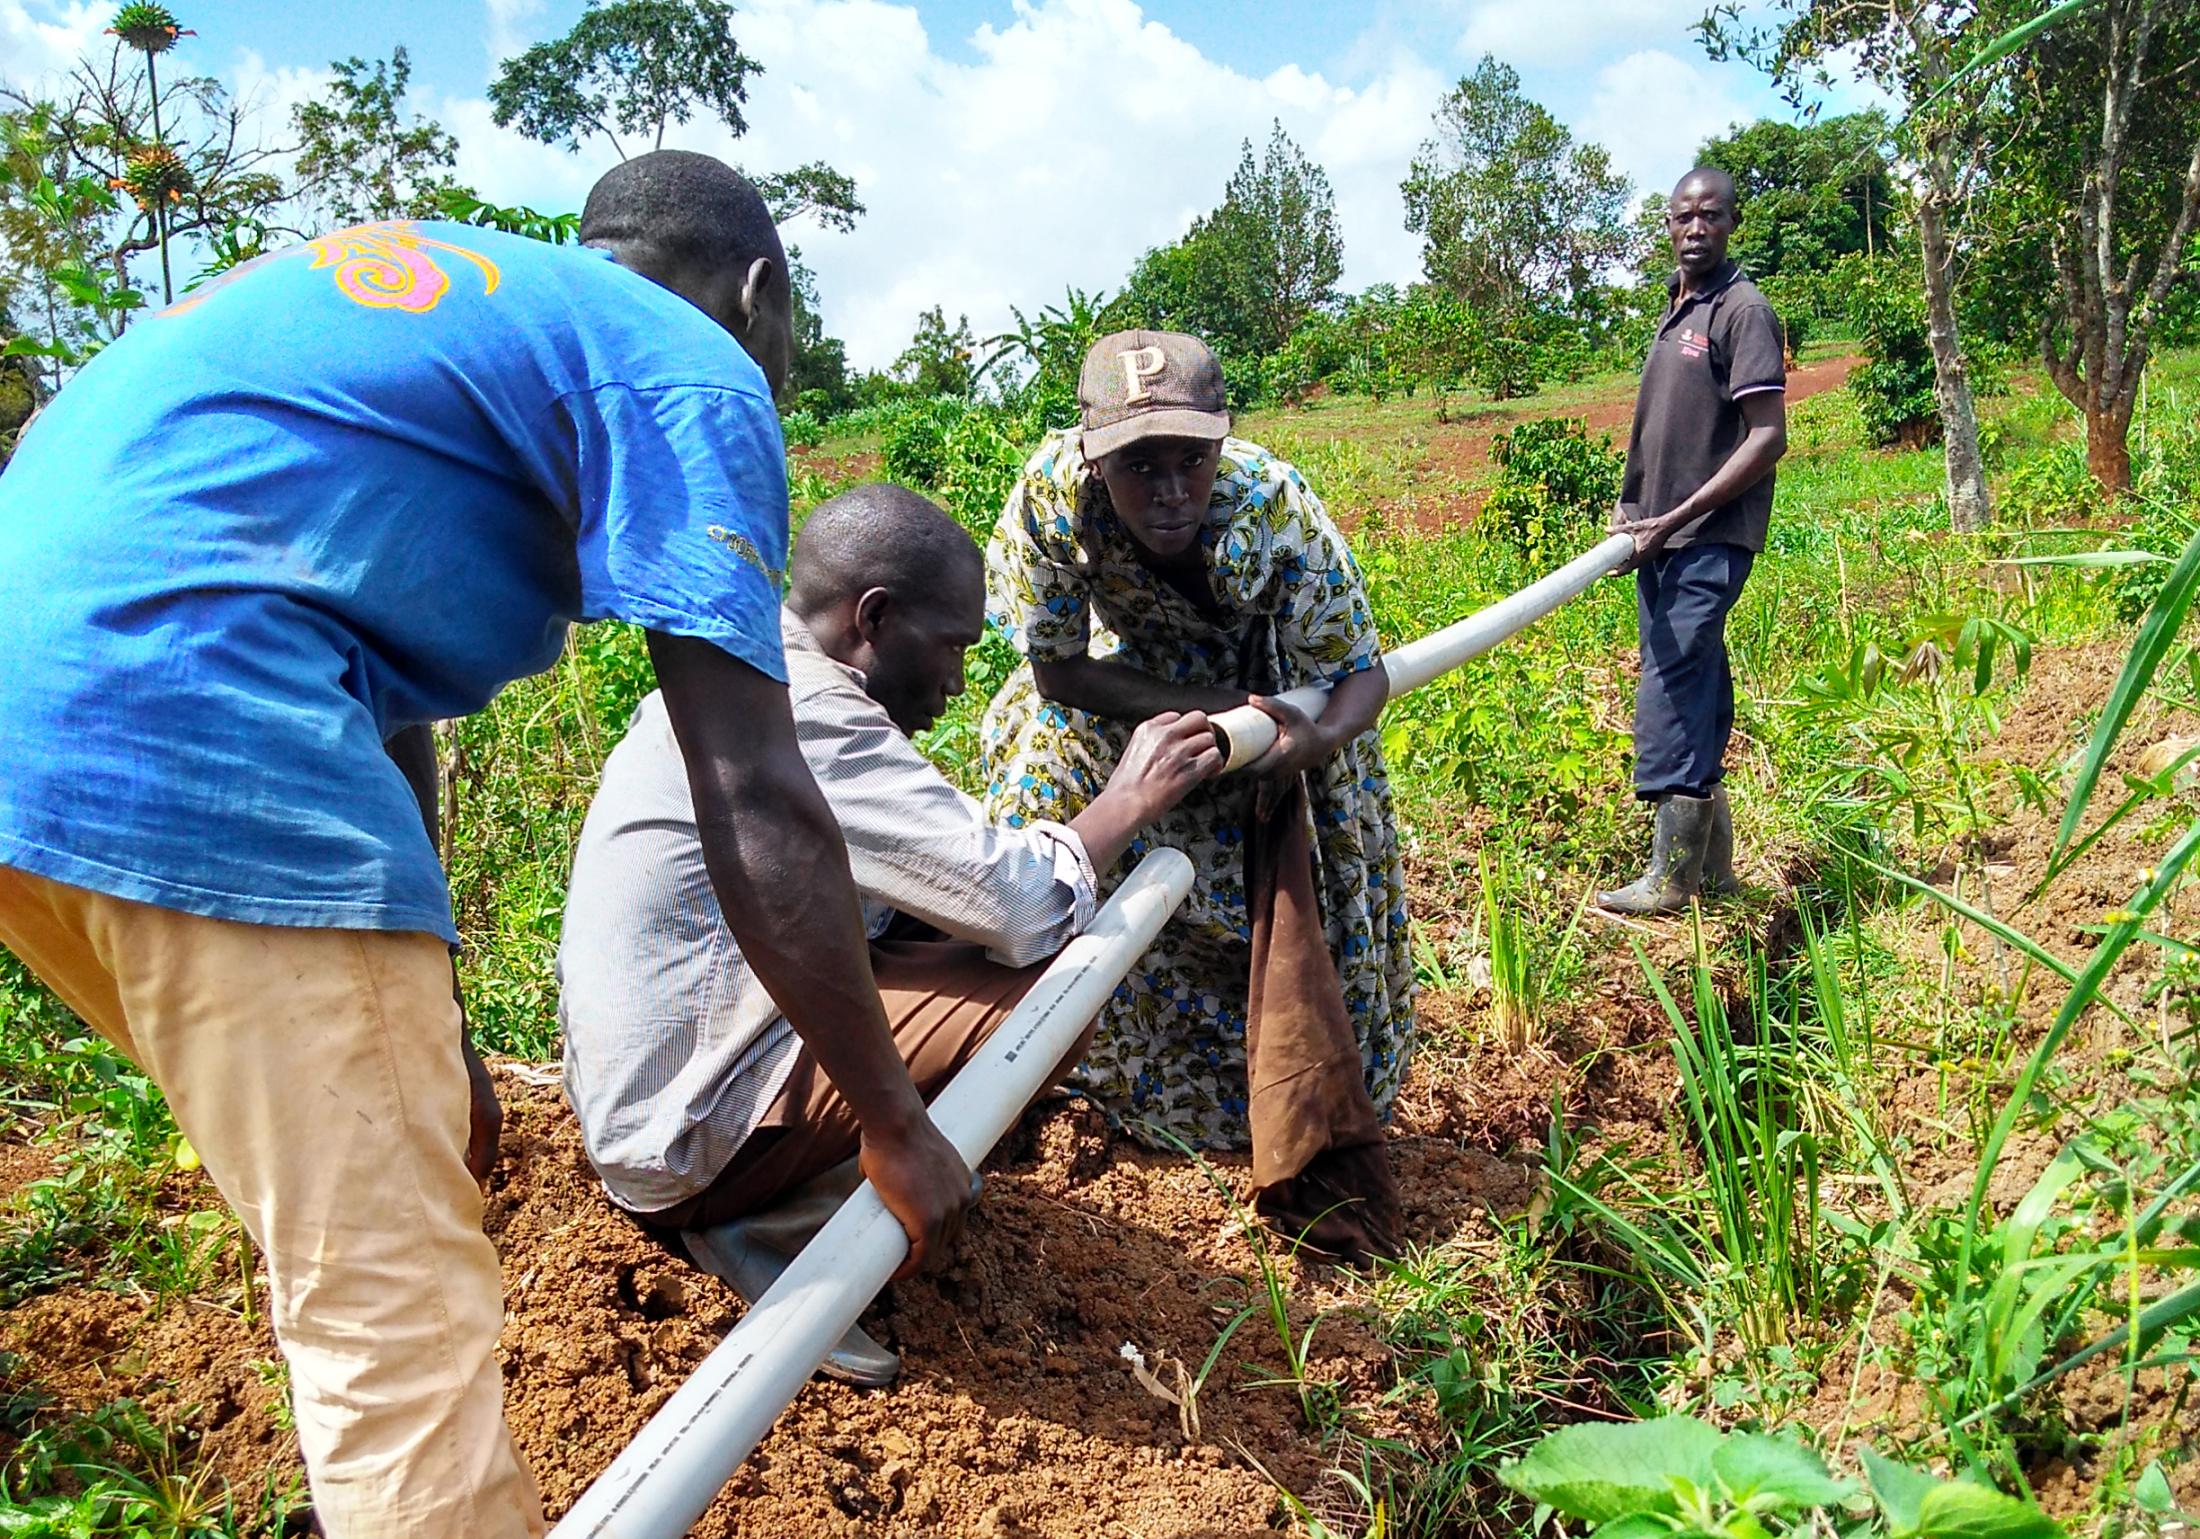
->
<box><xmin>559</xmin><ymin>607</ymin><xmax>1098</xmax><ymax>1214</ymax></box>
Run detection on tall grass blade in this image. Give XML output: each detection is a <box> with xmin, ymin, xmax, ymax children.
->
<box><xmin>1919</xmin><ymin>0</ymin><xmax>2105</xmax><ymax>112</ymax></box>
<box><xmin>1952</xmin><ymin>817</ymin><xmax>2200</xmax><ymax>1329</ymax></box>
<box><xmin>2053</xmin><ymin>521</ymin><xmax>2200</xmax><ymax>865</ymax></box>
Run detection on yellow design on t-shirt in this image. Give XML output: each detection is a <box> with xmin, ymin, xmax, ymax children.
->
<box><xmin>161</xmin><ymin>221</ymin><xmax>502</xmax><ymax>318</ymax></box>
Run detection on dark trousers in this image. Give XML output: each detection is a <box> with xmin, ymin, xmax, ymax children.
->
<box><xmin>1633</xmin><ymin>542</ymin><xmax>1755</xmax><ymax>801</ymax></box>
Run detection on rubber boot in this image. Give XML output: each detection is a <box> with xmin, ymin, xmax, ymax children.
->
<box><xmin>1597</xmin><ymin>793</ymin><xmax>1715</xmax><ymax>916</ymax></box>
<box><xmin>680</xmin><ymin>1158</ymin><xmax>902</xmax><ymax>1387</ymax></box>
<box><xmin>1702</xmin><ymin>785</ymin><xmax>1740</xmax><ymax>900</ymax></box>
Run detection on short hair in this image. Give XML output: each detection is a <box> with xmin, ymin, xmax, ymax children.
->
<box><xmin>787</xmin><ymin>484</ymin><xmax>983</xmax><ymax>619</ymax></box>
<box><xmin>579</xmin><ymin>149</ymin><xmax>785</xmax><ymax>282</ymax></box>
<box><xmin>1672</xmin><ymin>166</ymin><xmax>1738</xmax><ymax>208</ymax></box>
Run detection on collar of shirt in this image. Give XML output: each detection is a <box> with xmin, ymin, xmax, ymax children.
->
<box><xmin>1664</xmin><ymin>260</ymin><xmax>1743</xmax><ymax>325</ymax></box>
<box><xmin>779</xmin><ymin>605</ymin><xmax>869</xmax><ymax>692</ymax></box>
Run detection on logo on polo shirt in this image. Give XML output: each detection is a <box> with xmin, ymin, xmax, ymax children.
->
<box><xmin>1676</xmin><ymin>327</ymin><xmax>1709</xmax><ymax>360</ymax></box>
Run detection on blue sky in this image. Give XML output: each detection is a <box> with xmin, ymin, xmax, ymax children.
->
<box><xmin>2</xmin><ymin>0</ymin><xmax>1875</xmax><ymax>367</ymax></box>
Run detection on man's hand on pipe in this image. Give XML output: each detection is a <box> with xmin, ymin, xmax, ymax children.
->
<box><xmin>1609</xmin><ymin>504</ymin><xmax>1693</xmax><ymax>573</ymax></box>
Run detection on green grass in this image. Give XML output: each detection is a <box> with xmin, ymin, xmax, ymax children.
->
<box><xmin>4</xmin><ymin>351</ymin><xmax>2199</xmax><ymax>1534</ymax></box>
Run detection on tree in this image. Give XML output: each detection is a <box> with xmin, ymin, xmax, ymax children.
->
<box><xmin>1118</xmin><ymin>227</ymin><xmax>1250</xmax><ymax>353</ymax></box>
<box><xmin>1401</xmin><ymin>57</ymin><xmax>1632</xmax><ymax>320</ymax></box>
<box><xmin>1995</xmin><ymin>0</ymin><xmax>2200</xmax><ymax>494</ymax></box>
<box><xmin>1704</xmin><ymin>2</ymin><xmax>1998</xmax><ymax>531</ymax></box>
<box><xmin>1113</xmin><ymin>124</ymin><xmax>1341</xmax><ymax>359</ymax></box>
<box><xmin>1697</xmin><ymin>112</ymin><xmax>1895</xmax><ymax>280</ymax></box>
<box><xmin>783</xmin><ymin>250</ymin><xmax>852</xmax><ymax>414</ymax></box>
<box><xmin>894</xmin><ymin>305</ymin><xmax>977</xmax><ymax>398</ymax></box>
<box><xmin>1207</xmin><ymin>122</ymin><xmax>1344</xmax><ymax>354</ymax></box>
<box><xmin>293</xmin><ymin>48</ymin><xmax>464</xmax><ymax>228</ymax></box>
<box><xmin>488</xmin><ymin>0</ymin><xmax>758</xmax><ymax>158</ymax></box>
<box><xmin>0</xmin><ymin>19</ymin><xmax>286</xmax><ymax>382</ymax></box>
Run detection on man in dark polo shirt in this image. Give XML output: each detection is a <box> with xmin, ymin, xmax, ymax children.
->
<box><xmin>1599</xmin><ymin>167</ymin><xmax>1789</xmax><ymax>915</ymax></box>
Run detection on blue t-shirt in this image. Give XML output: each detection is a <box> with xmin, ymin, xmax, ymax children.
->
<box><xmin>0</xmin><ymin>221</ymin><xmax>789</xmax><ymax>943</ymax></box>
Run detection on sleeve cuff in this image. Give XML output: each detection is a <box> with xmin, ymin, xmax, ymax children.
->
<box><xmin>1731</xmin><ymin>383</ymin><xmax>1787</xmax><ymax>399</ymax></box>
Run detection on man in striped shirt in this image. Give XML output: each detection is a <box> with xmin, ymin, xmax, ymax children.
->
<box><xmin>560</xmin><ymin>484</ymin><xmax>1219</xmax><ymax>1383</ymax></box>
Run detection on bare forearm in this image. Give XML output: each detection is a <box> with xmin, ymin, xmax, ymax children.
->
<box><xmin>1033</xmin><ymin>654</ymin><xmax>1245</xmax><ymax>722</ymax></box>
<box><xmin>1313</xmin><ymin>666</ymin><xmax>1388</xmax><ymax>751</ymax></box>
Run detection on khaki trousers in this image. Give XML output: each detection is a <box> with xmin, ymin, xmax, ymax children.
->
<box><xmin>0</xmin><ymin>866</ymin><xmax>544</xmax><ymax>1539</ymax></box>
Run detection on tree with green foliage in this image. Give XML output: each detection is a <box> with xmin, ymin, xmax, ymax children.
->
<box><xmin>1207</xmin><ymin>122</ymin><xmax>1343</xmax><ymax>354</ymax></box>
<box><xmin>1118</xmin><ymin>228</ymin><xmax>1246</xmax><ymax>353</ymax></box>
<box><xmin>0</xmin><ymin>15</ymin><xmax>286</xmax><ymax>380</ymax></box>
<box><xmin>1697</xmin><ymin>111</ymin><xmax>1895</xmax><ymax>280</ymax></box>
<box><xmin>488</xmin><ymin>0</ymin><xmax>757</xmax><ymax>158</ymax></box>
<box><xmin>1115</xmin><ymin>123</ymin><xmax>1341</xmax><ymax>359</ymax></box>
<box><xmin>783</xmin><ymin>252</ymin><xmax>852</xmax><ymax>415</ymax></box>
<box><xmin>1989</xmin><ymin>0</ymin><xmax>2200</xmax><ymax>495</ymax></box>
<box><xmin>1401</xmin><ymin>56</ymin><xmax>1631</xmax><ymax>321</ymax></box>
<box><xmin>293</xmin><ymin>48</ymin><xmax>464</xmax><ymax>228</ymax></box>
<box><xmin>894</xmin><ymin>305</ymin><xmax>978</xmax><ymax>398</ymax></box>
<box><xmin>1703</xmin><ymin>1</ymin><xmax>1997</xmax><ymax>530</ymax></box>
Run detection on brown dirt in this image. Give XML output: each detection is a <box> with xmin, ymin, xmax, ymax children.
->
<box><xmin>1361</xmin><ymin>353</ymin><xmax>1859</xmax><ymax>537</ymax></box>
<box><xmin>0</xmin><ymin>1040</ymin><xmax>1576</xmax><ymax>1537</ymax></box>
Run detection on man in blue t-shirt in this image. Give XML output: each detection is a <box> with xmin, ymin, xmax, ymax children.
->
<box><xmin>0</xmin><ymin>152</ymin><xmax>976</xmax><ymax>1539</ymax></box>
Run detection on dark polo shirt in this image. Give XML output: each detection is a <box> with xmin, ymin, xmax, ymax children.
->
<box><xmin>1619</xmin><ymin>261</ymin><xmax>1786</xmax><ymax>553</ymax></box>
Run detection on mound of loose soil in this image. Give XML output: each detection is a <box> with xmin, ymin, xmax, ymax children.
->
<box><xmin>2</xmin><ymin>1041</ymin><xmax>1563</xmax><ymax>1537</ymax></box>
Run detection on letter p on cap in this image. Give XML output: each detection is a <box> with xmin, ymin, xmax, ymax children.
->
<box><xmin>1118</xmin><ymin>345</ymin><xmax>1168</xmax><ymax>404</ymax></box>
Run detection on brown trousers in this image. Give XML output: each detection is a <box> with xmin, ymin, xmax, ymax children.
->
<box><xmin>649</xmin><ymin>936</ymin><xmax>1045</xmax><ymax>1231</ymax></box>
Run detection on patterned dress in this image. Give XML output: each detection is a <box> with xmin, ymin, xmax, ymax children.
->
<box><xmin>981</xmin><ymin>429</ymin><xmax>1415</xmax><ymax>1151</ymax></box>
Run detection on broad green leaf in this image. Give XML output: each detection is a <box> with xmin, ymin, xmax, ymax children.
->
<box><xmin>1712</xmin><ymin>1434</ymin><xmax>1853</xmax><ymax>1512</ymax></box>
<box><xmin>2133</xmin><ymin>1461</ymin><xmax>2176</xmax><ymax>1516</ymax></box>
<box><xmin>1499</xmin><ymin>1417</ymin><xmax>1726</xmax><ymax>1523</ymax></box>
<box><xmin>1913</xmin><ymin>1479</ymin><xmax>2064</xmax><ymax>1539</ymax></box>
<box><xmin>1862</xmin><ymin>1445</ymin><xmax>1937</xmax><ymax>1537</ymax></box>
<box><xmin>2055</xmin><ymin>520</ymin><xmax>2200</xmax><ymax>864</ymax></box>
<box><xmin>1592</xmin><ymin>1513</ymin><xmax>1682</xmax><ymax>1539</ymax></box>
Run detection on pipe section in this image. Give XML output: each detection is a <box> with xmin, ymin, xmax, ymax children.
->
<box><xmin>549</xmin><ymin>847</ymin><xmax>1197</xmax><ymax>1539</ymax></box>
<box><xmin>1210</xmin><ymin>531</ymin><xmax>1637</xmax><ymax>772</ymax></box>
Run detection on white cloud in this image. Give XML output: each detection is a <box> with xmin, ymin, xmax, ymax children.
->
<box><xmin>1453</xmin><ymin>0</ymin><xmax>1710</xmax><ymax>71</ymax></box>
<box><xmin>1577</xmin><ymin>48</ymin><xmax>1756</xmax><ymax>203</ymax></box>
<box><xmin>434</xmin><ymin>0</ymin><xmax>1449</xmax><ymax>368</ymax></box>
<box><xmin>0</xmin><ymin>0</ymin><xmax>107</xmax><ymax>90</ymax></box>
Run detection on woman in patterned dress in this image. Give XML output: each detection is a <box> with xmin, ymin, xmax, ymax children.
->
<box><xmin>981</xmin><ymin>329</ymin><xmax>1414</xmax><ymax>1155</ymax></box>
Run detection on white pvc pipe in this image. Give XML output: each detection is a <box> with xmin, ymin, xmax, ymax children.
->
<box><xmin>1211</xmin><ymin>532</ymin><xmax>1638</xmax><ymax>771</ymax></box>
<box><xmin>549</xmin><ymin>847</ymin><xmax>1196</xmax><ymax>1539</ymax></box>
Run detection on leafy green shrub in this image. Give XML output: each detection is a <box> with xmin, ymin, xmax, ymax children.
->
<box><xmin>881</xmin><ymin>396</ymin><xmax>1026</xmax><ymax>537</ymax></box>
<box><xmin>2001</xmin><ymin>439</ymin><xmax>2097</xmax><ymax>525</ymax></box>
<box><xmin>881</xmin><ymin>395</ymin><xmax>973</xmax><ymax>488</ymax></box>
<box><xmin>779</xmin><ymin>408</ymin><xmax>823</xmax><ymax>449</ymax></box>
<box><xmin>1847</xmin><ymin>263</ymin><xmax>1940</xmax><ymax>448</ymax></box>
<box><xmin>1470</xmin><ymin>331</ymin><xmax>1542</xmax><ymax>400</ymax></box>
<box><xmin>1499</xmin><ymin>1415</ymin><xmax>2064</xmax><ymax>1539</ymax></box>
<box><xmin>1480</xmin><ymin>416</ymin><xmax>1624</xmax><ymax>562</ymax></box>
<box><xmin>1220</xmin><ymin>352</ymin><xmax>1267</xmax><ymax>412</ymax></box>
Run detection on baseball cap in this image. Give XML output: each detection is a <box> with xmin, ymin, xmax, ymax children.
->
<box><xmin>1077</xmin><ymin>329</ymin><xmax>1231</xmax><ymax>460</ymax></box>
